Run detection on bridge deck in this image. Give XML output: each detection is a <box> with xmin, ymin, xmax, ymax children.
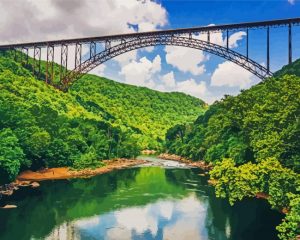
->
<box><xmin>0</xmin><ymin>17</ymin><xmax>300</xmax><ymax>49</ymax></box>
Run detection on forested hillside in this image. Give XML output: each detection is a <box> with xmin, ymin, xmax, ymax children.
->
<box><xmin>0</xmin><ymin>53</ymin><xmax>205</xmax><ymax>184</ymax></box>
<box><xmin>165</xmin><ymin>61</ymin><xmax>300</xmax><ymax>239</ymax></box>
<box><xmin>71</xmin><ymin>75</ymin><xmax>205</xmax><ymax>149</ymax></box>
<box><xmin>274</xmin><ymin>58</ymin><xmax>300</xmax><ymax>77</ymax></box>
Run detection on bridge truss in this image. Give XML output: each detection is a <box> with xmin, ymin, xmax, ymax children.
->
<box><xmin>0</xmin><ymin>17</ymin><xmax>299</xmax><ymax>90</ymax></box>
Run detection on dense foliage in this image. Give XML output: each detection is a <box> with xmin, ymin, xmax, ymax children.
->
<box><xmin>0</xmin><ymin>53</ymin><xmax>204</xmax><ymax>184</ymax></box>
<box><xmin>210</xmin><ymin>158</ymin><xmax>300</xmax><ymax>239</ymax></box>
<box><xmin>71</xmin><ymin>75</ymin><xmax>206</xmax><ymax>150</ymax></box>
<box><xmin>165</xmin><ymin>61</ymin><xmax>300</xmax><ymax>239</ymax></box>
<box><xmin>166</xmin><ymin>74</ymin><xmax>300</xmax><ymax>172</ymax></box>
<box><xmin>275</xmin><ymin>58</ymin><xmax>300</xmax><ymax>78</ymax></box>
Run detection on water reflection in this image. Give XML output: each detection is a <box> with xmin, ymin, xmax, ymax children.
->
<box><xmin>0</xmin><ymin>165</ymin><xmax>282</xmax><ymax>240</ymax></box>
<box><xmin>46</xmin><ymin>193</ymin><xmax>212</xmax><ymax>240</ymax></box>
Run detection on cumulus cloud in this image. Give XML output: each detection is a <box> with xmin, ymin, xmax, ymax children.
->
<box><xmin>0</xmin><ymin>0</ymin><xmax>167</xmax><ymax>44</ymax></box>
<box><xmin>120</xmin><ymin>55</ymin><xmax>161</xmax><ymax>88</ymax></box>
<box><xmin>176</xmin><ymin>78</ymin><xmax>208</xmax><ymax>98</ymax></box>
<box><xmin>4</xmin><ymin>0</ymin><xmax>168</xmax><ymax>72</ymax></box>
<box><xmin>288</xmin><ymin>0</ymin><xmax>295</xmax><ymax>4</ymax></box>
<box><xmin>157</xmin><ymin>71</ymin><xmax>212</xmax><ymax>102</ymax></box>
<box><xmin>165</xmin><ymin>46</ymin><xmax>207</xmax><ymax>75</ymax></box>
<box><xmin>161</xmin><ymin>71</ymin><xmax>176</xmax><ymax>88</ymax></box>
<box><xmin>211</xmin><ymin>61</ymin><xmax>258</xmax><ymax>89</ymax></box>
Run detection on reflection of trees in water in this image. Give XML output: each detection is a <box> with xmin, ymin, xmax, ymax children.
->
<box><xmin>205</xmin><ymin>189</ymin><xmax>283</xmax><ymax>240</ymax></box>
<box><xmin>225</xmin><ymin>199</ymin><xmax>282</xmax><ymax>240</ymax></box>
<box><xmin>0</xmin><ymin>168</ymin><xmax>140</xmax><ymax>240</ymax></box>
<box><xmin>165</xmin><ymin>168</ymin><xmax>283</xmax><ymax>240</ymax></box>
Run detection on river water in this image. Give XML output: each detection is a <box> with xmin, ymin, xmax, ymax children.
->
<box><xmin>0</xmin><ymin>156</ymin><xmax>282</xmax><ymax>240</ymax></box>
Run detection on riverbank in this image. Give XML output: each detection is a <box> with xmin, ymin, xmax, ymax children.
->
<box><xmin>17</xmin><ymin>158</ymin><xmax>147</xmax><ymax>181</ymax></box>
<box><xmin>0</xmin><ymin>158</ymin><xmax>147</xmax><ymax>201</ymax></box>
<box><xmin>158</xmin><ymin>153</ymin><xmax>213</xmax><ymax>170</ymax></box>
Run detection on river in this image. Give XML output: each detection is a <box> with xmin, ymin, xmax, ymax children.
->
<box><xmin>0</xmin><ymin>156</ymin><xmax>282</xmax><ymax>240</ymax></box>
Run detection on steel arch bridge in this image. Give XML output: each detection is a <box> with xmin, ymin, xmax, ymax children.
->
<box><xmin>0</xmin><ymin>17</ymin><xmax>299</xmax><ymax>90</ymax></box>
<box><xmin>62</xmin><ymin>35</ymin><xmax>271</xmax><ymax>89</ymax></box>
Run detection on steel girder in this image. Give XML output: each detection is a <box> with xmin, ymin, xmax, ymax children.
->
<box><xmin>1</xmin><ymin>17</ymin><xmax>299</xmax><ymax>49</ymax></box>
<box><xmin>61</xmin><ymin>35</ymin><xmax>272</xmax><ymax>90</ymax></box>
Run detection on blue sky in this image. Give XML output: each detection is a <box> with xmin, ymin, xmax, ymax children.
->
<box><xmin>0</xmin><ymin>0</ymin><xmax>299</xmax><ymax>103</ymax></box>
<box><xmin>98</xmin><ymin>0</ymin><xmax>300</xmax><ymax>103</ymax></box>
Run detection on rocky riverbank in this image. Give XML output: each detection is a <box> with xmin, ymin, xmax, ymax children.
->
<box><xmin>158</xmin><ymin>153</ymin><xmax>213</xmax><ymax>170</ymax></box>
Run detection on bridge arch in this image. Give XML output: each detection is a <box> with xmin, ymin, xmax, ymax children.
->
<box><xmin>62</xmin><ymin>35</ymin><xmax>273</xmax><ymax>89</ymax></box>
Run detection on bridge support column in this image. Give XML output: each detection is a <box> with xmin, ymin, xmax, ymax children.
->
<box><xmin>226</xmin><ymin>30</ymin><xmax>229</xmax><ymax>49</ymax></box>
<box><xmin>46</xmin><ymin>45</ymin><xmax>54</xmax><ymax>84</ymax></box>
<box><xmin>105</xmin><ymin>40</ymin><xmax>111</xmax><ymax>53</ymax></box>
<box><xmin>207</xmin><ymin>31</ymin><xmax>210</xmax><ymax>43</ymax></box>
<box><xmin>23</xmin><ymin>48</ymin><xmax>29</xmax><ymax>65</ymax></box>
<box><xmin>33</xmin><ymin>46</ymin><xmax>41</xmax><ymax>77</ymax></box>
<box><xmin>288</xmin><ymin>23</ymin><xmax>292</xmax><ymax>64</ymax></box>
<box><xmin>90</xmin><ymin>42</ymin><xmax>96</xmax><ymax>59</ymax></box>
<box><xmin>267</xmin><ymin>27</ymin><xmax>270</xmax><ymax>73</ymax></box>
<box><xmin>60</xmin><ymin>44</ymin><xmax>68</xmax><ymax>83</ymax></box>
<box><xmin>75</xmin><ymin>43</ymin><xmax>82</xmax><ymax>69</ymax></box>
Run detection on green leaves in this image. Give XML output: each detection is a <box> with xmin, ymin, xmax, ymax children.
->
<box><xmin>0</xmin><ymin>128</ymin><xmax>25</xmax><ymax>183</ymax></box>
<box><xmin>210</xmin><ymin>158</ymin><xmax>300</xmax><ymax>240</ymax></box>
<box><xmin>71</xmin><ymin>74</ymin><xmax>206</xmax><ymax>150</ymax></box>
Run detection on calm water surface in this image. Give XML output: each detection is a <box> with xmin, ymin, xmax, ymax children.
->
<box><xmin>0</xmin><ymin>157</ymin><xmax>282</xmax><ymax>240</ymax></box>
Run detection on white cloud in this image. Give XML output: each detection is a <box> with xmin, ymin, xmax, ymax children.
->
<box><xmin>89</xmin><ymin>64</ymin><xmax>106</xmax><ymax>77</ymax></box>
<box><xmin>161</xmin><ymin>71</ymin><xmax>176</xmax><ymax>88</ymax></box>
<box><xmin>228</xmin><ymin>31</ymin><xmax>247</xmax><ymax>48</ymax></box>
<box><xmin>288</xmin><ymin>0</ymin><xmax>295</xmax><ymax>4</ymax></box>
<box><xmin>158</xmin><ymin>71</ymin><xmax>212</xmax><ymax>102</ymax></box>
<box><xmin>211</xmin><ymin>61</ymin><xmax>257</xmax><ymax>89</ymax></box>
<box><xmin>165</xmin><ymin>46</ymin><xmax>207</xmax><ymax>75</ymax></box>
<box><xmin>114</xmin><ymin>50</ymin><xmax>139</xmax><ymax>67</ymax></box>
<box><xmin>120</xmin><ymin>55</ymin><xmax>161</xmax><ymax>88</ymax></box>
<box><xmin>8</xmin><ymin>0</ymin><xmax>168</xmax><ymax>72</ymax></box>
<box><xmin>176</xmin><ymin>78</ymin><xmax>208</xmax><ymax>98</ymax></box>
<box><xmin>0</xmin><ymin>0</ymin><xmax>167</xmax><ymax>44</ymax></box>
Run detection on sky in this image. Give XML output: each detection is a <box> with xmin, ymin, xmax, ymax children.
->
<box><xmin>0</xmin><ymin>0</ymin><xmax>299</xmax><ymax>103</ymax></box>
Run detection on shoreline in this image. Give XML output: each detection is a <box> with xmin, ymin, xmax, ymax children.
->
<box><xmin>0</xmin><ymin>158</ymin><xmax>147</xmax><ymax>201</ymax></box>
<box><xmin>17</xmin><ymin>158</ymin><xmax>147</xmax><ymax>181</ymax></box>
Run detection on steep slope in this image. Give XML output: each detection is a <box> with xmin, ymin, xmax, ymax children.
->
<box><xmin>71</xmin><ymin>74</ymin><xmax>206</xmax><ymax>149</ymax></box>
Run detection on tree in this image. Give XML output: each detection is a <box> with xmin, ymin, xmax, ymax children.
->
<box><xmin>0</xmin><ymin>128</ymin><xmax>26</xmax><ymax>183</ymax></box>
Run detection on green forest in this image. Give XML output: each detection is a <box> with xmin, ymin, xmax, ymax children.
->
<box><xmin>0</xmin><ymin>52</ymin><xmax>205</xmax><ymax>184</ymax></box>
<box><xmin>0</xmin><ymin>50</ymin><xmax>299</xmax><ymax>239</ymax></box>
<box><xmin>165</xmin><ymin>59</ymin><xmax>300</xmax><ymax>239</ymax></box>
